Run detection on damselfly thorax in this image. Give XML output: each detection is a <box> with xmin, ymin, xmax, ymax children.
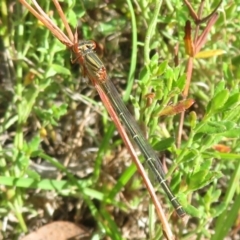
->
<box><xmin>73</xmin><ymin>40</ymin><xmax>107</xmax><ymax>83</ymax></box>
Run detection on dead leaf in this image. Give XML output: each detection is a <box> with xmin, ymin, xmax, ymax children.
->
<box><xmin>21</xmin><ymin>221</ymin><xmax>90</xmax><ymax>240</ymax></box>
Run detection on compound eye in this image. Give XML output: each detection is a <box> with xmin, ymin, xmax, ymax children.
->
<box><xmin>86</xmin><ymin>44</ymin><xmax>92</xmax><ymax>49</ymax></box>
<box><xmin>85</xmin><ymin>41</ymin><xmax>96</xmax><ymax>50</ymax></box>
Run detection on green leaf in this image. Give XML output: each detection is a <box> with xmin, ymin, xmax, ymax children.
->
<box><xmin>156</xmin><ymin>60</ymin><xmax>168</xmax><ymax>76</ymax></box>
<box><xmin>45</xmin><ymin>68</ymin><xmax>57</xmax><ymax>78</ymax></box>
<box><xmin>174</xmin><ymin>73</ymin><xmax>186</xmax><ymax>92</ymax></box>
<box><xmin>139</xmin><ymin>66</ymin><xmax>150</xmax><ymax>84</ymax></box>
<box><xmin>170</xmin><ymin>171</ymin><xmax>182</xmax><ymax>191</ymax></box>
<box><xmin>193</xmin><ymin>132</ymin><xmax>204</xmax><ymax>142</ymax></box>
<box><xmin>222</xmin><ymin>92</ymin><xmax>240</xmax><ymax>110</ymax></box>
<box><xmin>220</xmin><ymin>121</ymin><xmax>236</xmax><ymax>130</ymax></box>
<box><xmin>211</xmin><ymin>189</ymin><xmax>222</xmax><ymax>202</ymax></box>
<box><xmin>201</xmin><ymin>158</ymin><xmax>212</xmax><ymax>171</ymax></box>
<box><xmin>197</xmin><ymin>121</ymin><xmax>226</xmax><ymax>134</ymax></box>
<box><xmin>187</xmin><ymin>170</ymin><xmax>208</xmax><ymax>188</ymax></box>
<box><xmin>188</xmin><ymin>170</ymin><xmax>222</xmax><ymax>191</ymax></box>
<box><xmin>34</xmin><ymin>104</ymin><xmax>68</xmax><ymax>126</ymax></box>
<box><xmin>197</xmin><ymin>121</ymin><xmax>235</xmax><ymax>135</ymax></box>
<box><xmin>164</xmin><ymin>67</ymin><xmax>174</xmax><ymax>91</ymax></box>
<box><xmin>189</xmin><ymin>111</ymin><xmax>197</xmax><ymax>129</ymax></box>
<box><xmin>149</xmin><ymin>53</ymin><xmax>160</xmax><ymax>73</ymax></box>
<box><xmin>211</xmin><ymin>202</ymin><xmax>227</xmax><ymax>218</ymax></box>
<box><xmin>51</xmin><ymin>103</ymin><xmax>68</xmax><ymax>119</ymax></box>
<box><xmin>66</xmin><ymin>9</ymin><xmax>78</xmax><ymax>27</ymax></box>
<box><xmin>27</xmin><ymin>135</ymin><xmax>41</xmax><ymax>154</ymax></box>
<box><xmin>97</xmin><ymin>18</ymin><xmax>126</xmax><ymax>35</ymax></box>
<box><xmin>153</xmin><ymin>137</ymin><xmax>174</xmax><ymax>151</ymax></box>
<box><xmin>31</xmin><ymin>150</ymin><xmax>43</xmax><ymax>158</ymax></box>
<box><xmin>184</xmin><ymin>204</ymin><xmax>201</xmax><ymax>217</ymax></box>
<box><xmin>224</xmin><ymin>105</ymin><xmax>240</xmax><ymax>122</ymax></box>
<box><xmin>180</xmin><ymin>150</ymin><xmax>198</xmax><ymax>164</ymax></box>
<box><xmin>208</xmin><ymin>89</ymin><xmax>229</xmax><ymax>113</ymax></box>
<box><xmin>1</xmin><ymin>115</ymin><xmax>18</xmax><ymax>131</ymax></box>
<box><xmin>26</xmin><ymin>169</ymin><xmax>41</xmax><ymax>181</ymax></box>
<box><xmin>16</xmin><ymin>152</ymin><xmax>30</xmax><ymax>170</ymax></box>
<box><xmin>217</xmin><ymin>128</ymin><xmax>240</xmax><ymax>137</ymax></box>
<box><xmin>203</xmin><ymin>186</ymin><xmax>214</xmax><ymax>209</ymax></box>
<box><xmin>214</xmin><ymin>81</ymin><xmax>226</xmax><ymax>95</ymax></box>
<box><xmin>51</xmin><ymin>64</ymin><xmax>71</xmax><ymax>76</ymax></box>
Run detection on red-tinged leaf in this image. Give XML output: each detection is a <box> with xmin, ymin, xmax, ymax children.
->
<box><xmin>144</xmin><ymin>92</ymin><xmax>155</xmax><ymax>107</ymax></box>
<box><xmin>213</xmin><ymin>144</ymin><xmax>231</xmax><ymax>153</ymax></box>
<box><xmin>195</xmin><ymin>13</ymin><xmax>219</xmax><ymax>53</ymax></box>
<box><xmin>24</xmin><ymin>71</ymin><xmax>36</xmax><ymax>86</ymax></box>
<box><xmin>184</xmin><ymin>20</ymin><xmax>195</xmax><ymax>57</ymax></box>
<box><xmin>195</xmin><ymin>49</ymin><xmax>225</xmax><ymax>59</ymax></box>
<box><xmin>159</xmin><ymin>98</ymin><xmax>194</xmax><ymax>116</ymax></box>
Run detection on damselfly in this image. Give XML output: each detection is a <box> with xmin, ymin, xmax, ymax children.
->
<box><xmin>19</xmin><ymin>0</ymin><xmax>186</xmax><ymax>219</ymax></box>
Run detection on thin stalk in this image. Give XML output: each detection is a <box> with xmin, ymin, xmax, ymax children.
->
<box><xmin>144</xmin><ymin>0</ymin><xmax>162</xmax><ymax>65</ymax></box>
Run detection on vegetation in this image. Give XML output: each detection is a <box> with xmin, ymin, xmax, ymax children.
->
<box><xmin>0</xmin><ymin>0</ymin><xmax>239</xmax><ymax>239</ymax></box>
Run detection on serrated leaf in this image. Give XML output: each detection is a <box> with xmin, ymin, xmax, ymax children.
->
<box><xmin>195</xmin><ymin>49</ymin><xmax>225</xmax><ymax>58</ymax></box>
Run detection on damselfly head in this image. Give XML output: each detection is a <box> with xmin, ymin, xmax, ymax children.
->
<box><xmin>78</xmin><ymin>40</ymin><xmax>96</xmax><ymax>55</ymax></box>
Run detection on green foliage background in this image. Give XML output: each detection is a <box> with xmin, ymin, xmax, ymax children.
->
<box><xmin>0</xmin><ymin>0</ymin><xmax>239</xmax><ymax>239</ymax></box>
